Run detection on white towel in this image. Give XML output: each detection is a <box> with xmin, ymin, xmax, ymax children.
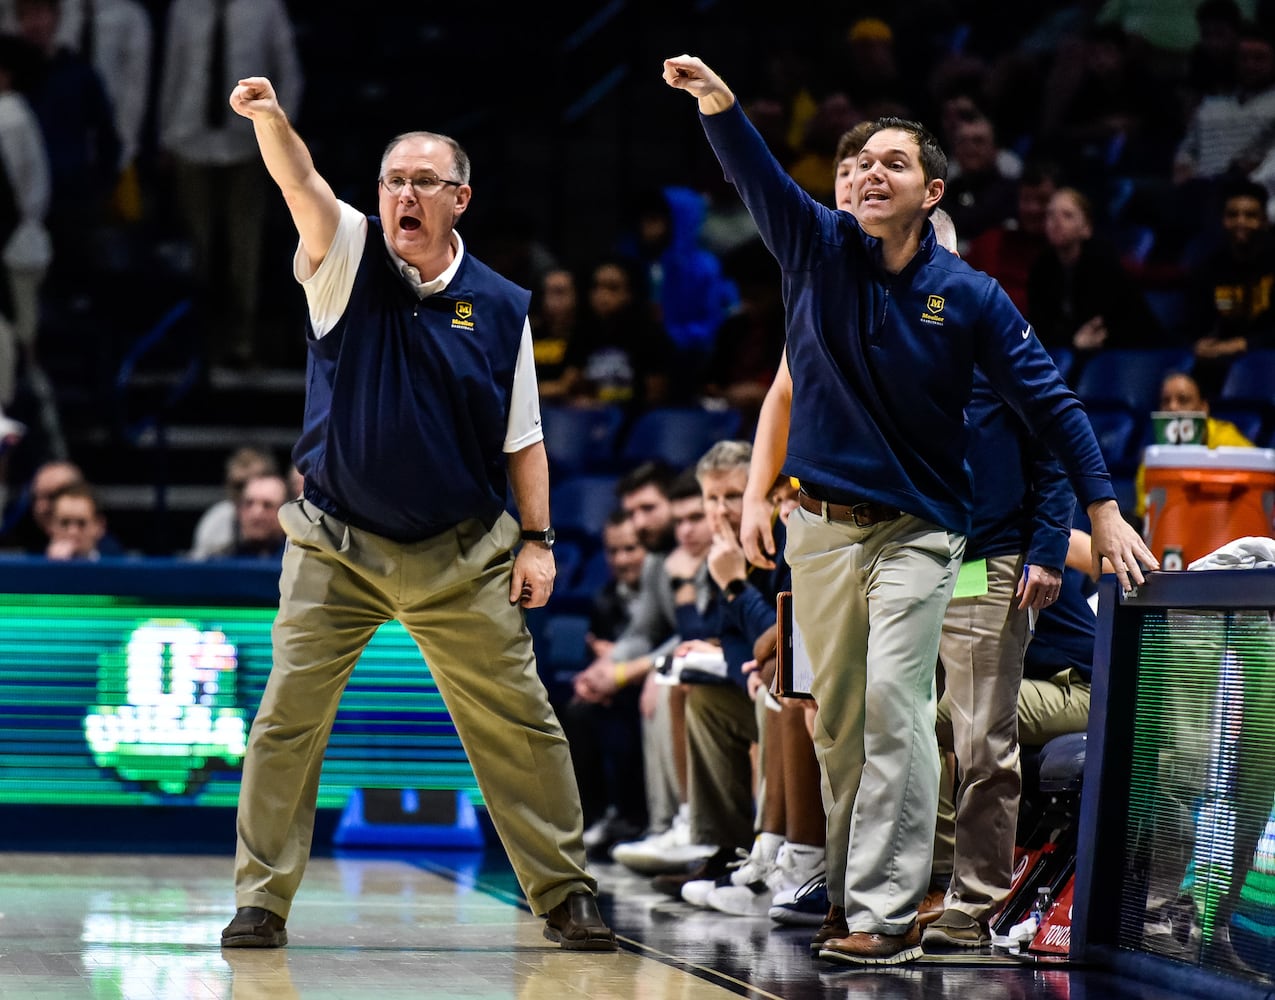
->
<box><xmin>1187</xmin><ymin>536</ymin><xmax>1275</xmax><ymax>571</ymax></box>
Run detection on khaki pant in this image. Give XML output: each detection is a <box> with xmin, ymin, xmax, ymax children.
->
<box><xmin>642</xmin><ymin>683</ymin><xmax>680</xmax><ymax>833</ymax></box>
<box><xmin>931</xmin><ymin>553</ymin><xmax>1029</xmax><ymax>918</ymax></box>
<box><xmin>234</xmin><ymin>499</ymin><xmax>594</xmax><ymax>917</ymax></box>
<box><xmin>935</xmin><ymin>667</ymin><xmax>1092</xmax><ymax>885</ymax></box>
<box><xmin>787</xmin><ymin>507</ymin><xmax>964</xmax><ymax>935</ymax></box>
<box><xmin>685</xmin><ymin>682</ymin><xmax>757</xmax><ymax>849</ymax></box>
<box><xmin>1018</xmin><ymin>670</ymin><xmax>1091</xmax><ymax>747</ymax></box>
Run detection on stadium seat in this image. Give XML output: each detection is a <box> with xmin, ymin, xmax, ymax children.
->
<box><xmin>1218</xmin><ymin>349</ymin><xmax>1275</xmax><ymax>407</ymax></box>
<box><xmin>1143</xmin><ymin>288</ymin><xmax>1190</xmax><ymax>341</ymax></box>
<box><xmin>1075</xmin><ymin>348</ymin><xmax>1194</xmax><ymax>414</ymax></box>
<box><xmin>549</xmin><ymin>474</ymin><xmax>619</xmax><ymax>545</ymax></box>
<box><xmin>540</xmin><ymin>403</ymin><xmax>625</xmax><ymax>476</ymax></box>
<box><xmin>618</xmin><ymin>406</ymin><xmax>742</xmax><ymax>469</ymax></box>
<box><xmin>1087</xmin><ymin>409</ymin><xmax>1141</xmax><ymax>476</ymax></box>
<box><xmin>548</xmin><ymin>538</ymin><xmax>584</xmax><ymax>594</ymax></box>
<box><xmin>1210</xmin><ymin>404</ymin><xmax>1268</xmax><ymax>445</ymax></box>
<box><xmin>1047</xmin><ymin>346</ymin><xmax>1075</xmax><ymax>383</ymax></box>
<box><xmin>539</xmin><ymin>612</ymin><xmax>592</xmax><ymax>684</ymax></box>
<box><xmin>569</xmin><ymin>546</ymin><xmax>611</xmax><ymax>597</ymax></box>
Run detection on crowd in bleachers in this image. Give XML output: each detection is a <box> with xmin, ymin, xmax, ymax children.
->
<box><xmin>0</xmin><ymin>2</ymin><xmax>1272</xmax><ymax>559</ymax></box>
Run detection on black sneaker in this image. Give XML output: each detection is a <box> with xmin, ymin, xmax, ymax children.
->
<box><xmin>650</xmin><ymin>846</ymin><xmax>738</xmax><ymax>898</ymax></box>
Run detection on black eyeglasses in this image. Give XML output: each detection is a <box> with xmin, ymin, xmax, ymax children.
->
<box><xmin>380</xmin><ymin>175</ymin><xmax>462</xmax><ymax>195</ymax></box>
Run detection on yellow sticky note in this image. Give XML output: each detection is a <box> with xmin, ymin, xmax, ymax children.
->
<box><xmin>953</xmin><ymin>558</ymin><xmax>988</xmax><ymax>599</ymax></box>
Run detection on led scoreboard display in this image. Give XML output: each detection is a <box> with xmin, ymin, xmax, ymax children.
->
<box><xmin>0</xmin><ymin>560</ymin><xmax>481</xmax><ymax>810</ymax></box>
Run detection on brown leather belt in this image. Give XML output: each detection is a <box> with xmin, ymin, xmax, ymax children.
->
<box><xmin>798</xmin><ymin>490</ymin><xmax>902</xmax><ymax>527</ymax></box>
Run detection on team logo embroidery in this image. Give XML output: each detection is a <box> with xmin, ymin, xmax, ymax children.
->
<box><xmin>921</xmin><ymin>294</ymin><xmax>946</xmax><ymax>326</ymax></box>
<box><xmin>452</xmin><ymin>301</ymin><xmax>475</xmax><ymax>330</ymax></box>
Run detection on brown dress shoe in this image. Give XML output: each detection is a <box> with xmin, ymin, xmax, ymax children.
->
<box><xmin>221</xmin><ymin>906</ymin><xmax>288</xmax><ymax>948</ymax></box>
<box><xmin>808</xmin><ymin>904</ymin><xmax>849</xmax><ymax>956</ymax></box>
<box><xmin>543</xmin><ymin>891</ymin><xmax>618</xmax><ymax>951</ymax></box>
<box><xmin>918</xmin><ymin>888</ymin><xmax>946</xmax><ymax>928</ymax></box>
<box><xmin>819</xmin><ymin>921</ymin><xmax>922</xmax><ymax>966</ymax></box>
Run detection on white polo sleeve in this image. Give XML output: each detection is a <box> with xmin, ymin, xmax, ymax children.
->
<box><xmin>503</xmin><ymin>317</ymin><xmax>545</xmax><ymax>452</ymax></box>
<box><xmin>293</xmin><ymin>201</ymin><xmax>368</xmax><ymax>338</ymax></box>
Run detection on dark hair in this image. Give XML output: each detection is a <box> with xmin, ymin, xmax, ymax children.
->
<box><xmin>667</xmin><ymin>467</ymin><xmax>703</xmax><ymax>503</ymax></box>
<box><xmin>834</xmin><ymin>120</ymin><xmax>878</xmax><ymax>166</ymax></box>
<box><xmin>862</xmin><ymin>116</ymin><xmax>948</xmax><ymax>183</ymax></box>
<box><xmin>1019</xmin><ymin>158</ymin><xmax>1065</xmax><ymax>189</ymax></box>
<box><xmin>605</xmin><ymin>507</ymin><xmax>632</xmax><ymax>529</ymax></box>
<box><xmin>616</xmin><ymin>460</ymin><xmax>674</xmax><ymax>500</ymax></box>
<box><xmin>1220</xmin><ymin>177</ymin><xmax>1270</xmax><ymax>212</ymax></box>
<box><xmin>51</xmin><ymin>481</ymin><xmax>98</xmax><ymax>513</ymax></box>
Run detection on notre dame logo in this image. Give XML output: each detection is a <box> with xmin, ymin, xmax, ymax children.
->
<box><xmin>455</xmin><ymin>302</ymin><xmax>473</xmax><ymax>320</ymax></box>
<box><xmin>926</xmin><ymin>295</ymin><xmax>945</xmax><ymax>314</ymax></box>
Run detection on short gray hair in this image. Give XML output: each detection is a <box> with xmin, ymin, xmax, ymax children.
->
<box><xmin>695</xmin><ymin>440</ymin><xmax>752</xmax><ymax>481</ymax></box>
<box><xmin>379</xmin><ymin>131</ymin><xmax>471</xmax><ymax>185</ymax></box>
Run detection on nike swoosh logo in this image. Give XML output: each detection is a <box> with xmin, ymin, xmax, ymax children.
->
<box><xmin>1021</xmin><ymin>327</ymin><xmax>1031</xmax><ymax>340</ymax></box>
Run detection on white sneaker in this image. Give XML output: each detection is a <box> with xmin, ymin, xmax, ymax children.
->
<box><xmin>711</xmin><ymin>841</ymin><xmax>827</xmax><ymax>918</ymax></box>
<box><xmin>705</xmin><ymin>835</ymin><xmax>790</xmax><ymax>916</ymax></box>
<box><xmin>610</xmin><ymin>807</ymin><xmax>715</xmax><ymax>875</ymax></box>
<box><xmin>769</xmin><ymin>843</ymin><xmax>826</xmax><ymax>899</ymax></box>
<box><xmin>683</xmin><ymin>835</ymin><xmax>780</xmax><ymax>908</ymax></box>
<box><xmin>681</xmin><ymin>868</ymin><xmax>737</xmax><ymax>908</ymax></box>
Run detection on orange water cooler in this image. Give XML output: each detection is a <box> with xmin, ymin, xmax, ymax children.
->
<box><xmin>1143</xmin><ymin>445</ymin><xmax>1275</xmax><ymax>567</ymax></box>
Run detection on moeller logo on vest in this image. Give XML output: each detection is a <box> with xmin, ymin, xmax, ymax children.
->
<box><xmin>452</xmin><ymin>301</ymin><xmax>475</xmax><ymax>330</ymax></box>
<box><xmin>921</xmin><ymin>294</ymin><xmax>945</xmax><ymax>326</ymax></box>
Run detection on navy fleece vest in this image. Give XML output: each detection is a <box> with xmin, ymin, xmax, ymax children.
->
<box><xmin>293</xmin><ymin>218</ymin><xmax>531</xmax><ymax>542</ymax></box>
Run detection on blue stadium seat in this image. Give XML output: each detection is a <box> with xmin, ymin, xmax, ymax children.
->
<box><xmin>1048</xmin><ymin>346</ymin><xmax>1075</xmax><ymax>383</ymax></box>
<box><xmin>540</xmin><ymin>403</ymin><xmax>625</xmax><ymax>476</ymax></box>
<box><xmin>548</xmin><ymin>538</ymin><xmax>584</xmax><ymax>594</ymax></box>
<box><xmin>539</xmin><ymin>613</ymin><xmax>592</xmax><ymax>684</ymax></box>
<box><xmin>618</xmin><ymin>406</ymin><xmax>743</xmax><ymax>470</ymax></box>
<box><xmin>1210</xmin><ymin>404</ymin><xmax>1267</xmax><ymax>445</ymax></box>
<box><xmin>549</xmin><ymin>474</ymin><xmax>619</xmax><ymax>545</ymax></box>
<box><xmin>569</xmin><ymin>546</ymin><xmax>611</xmax><ymax>597</ymax></box>
<box><xmin>1075</xmin><ymin>348</ymin><xmax>1194</xmax><ymax>414</ymax></box>
<box><xmin>1087</xmin><ymin>409</ymin><xmax>1141</xmax><ymax>476</ymax></box>
<box><xmin>1143</xmin><ymin>288</ymin><xmax>1190</xmax><ymax>340</ymax></box>
<box><xmin>1218</xmin><ymin>350</ymin><xmax>1275</xmax><ymax>407</ymax></box>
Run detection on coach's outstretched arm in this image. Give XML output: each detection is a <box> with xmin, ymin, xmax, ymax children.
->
<box><xmin>229</xmin><ymin>76</ymin><xmax>340</xmax><ymax>272</ymax></box>
<box><xmin>662</xmin><ymin>55</ymin><xmax>737</xmax><ymax>115</ymax></box>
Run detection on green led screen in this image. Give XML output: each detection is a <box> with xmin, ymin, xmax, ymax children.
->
<box><xmin>1119</xmin><ymin>608</ymin><xmax>1275</xmax><ymax>982</ymax></box>
<box><xmin>0</xmin><ymin>593</ymin><xmax>481</xmax><ymax>809</ymax></box>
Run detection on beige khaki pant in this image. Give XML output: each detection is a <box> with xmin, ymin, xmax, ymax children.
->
<box><xmin>935</xmin><ymin>667</ymin><xmax>1092</xmax><ymax>886</ymax></box>
<box><xmin>642</xmin><ymin>683</ymin><xmax>680</xmax><ymax>833</ymax></box>
<box><xmin>234</xmin><ymin>499</ymin><xmax>594</xmax><ymax>917</ymax></box>
<box><xmin>685</xmin><ymin>682</ymin><xmax>757</xmax><ymax>849</ymax></box>
<box><xmin>931</xmin><ymin>552</ymin><xmax>1029</xmax><ymax>919</ymax></box>
<box><xmin>1018</xmin><ymin>671</ymin><xmax>1091</xmax><ymax>746</ymax></box>
<box><xmin>787</xmin><ymin>507</ymin><xmax>964</xmax><ymax>935</ymax></box>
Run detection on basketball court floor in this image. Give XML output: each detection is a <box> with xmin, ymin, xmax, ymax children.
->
<box><xmin>0</xmin><ymin>846</ymin><xmax>1230</xmax><ymax>999</ymax></box>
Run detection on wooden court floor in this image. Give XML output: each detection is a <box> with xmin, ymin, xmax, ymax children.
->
<box><xmin>0</xmin><ymin>849</ymin><xmax>1235</xmax><ymax>999</ymax></box>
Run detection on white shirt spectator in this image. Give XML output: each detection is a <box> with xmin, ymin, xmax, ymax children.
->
<box><xmin>0</xmin><ymin>90</ymin><xmax>50</xmax><ymax>271</ymax></box>
<box><xmin>158</xmin><ymin>0</ymin><xmax>303</xmax><ymax>166</ymax></box>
